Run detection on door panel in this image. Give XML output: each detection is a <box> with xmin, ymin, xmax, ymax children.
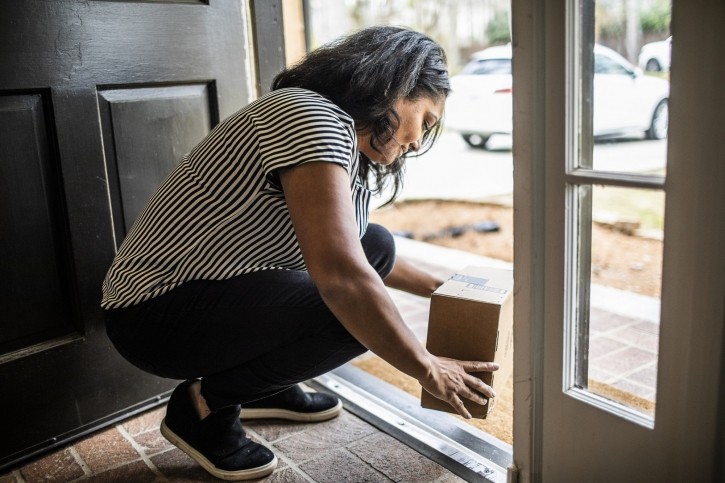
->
<box><xmin>0</xmin><ymin>0</ymin><xmax>259</xmax><ymax>469</ymax></box>
<box><xmin>98</xmin><ymin>84</ymin><xmax>215</xmax><ymax>240</ymax></box>
<box><xmin>0</xmin><ymin>93</ymin><xmax>76</xmax><ymax>357</ymax></box>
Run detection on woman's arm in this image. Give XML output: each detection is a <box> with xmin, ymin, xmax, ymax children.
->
<box><xmin>280</xmin><ymin>162</ymin><xmax>497</xmax><ymax>419</ymax></box>
<box><xmin>383</xmin><ymin>255</ymin><xmax>445</xmax><ymax>298</ymax></box>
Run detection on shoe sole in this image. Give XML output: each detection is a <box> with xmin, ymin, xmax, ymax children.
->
<box><xmin>239</xmin><ymin>399</ymin><xmax>343</xmax><ymax>422</ymax></box>
<box><xmin>160</xmin><ymin>420</ymin><xmax>277</xmax><ymax>481</ymax></box>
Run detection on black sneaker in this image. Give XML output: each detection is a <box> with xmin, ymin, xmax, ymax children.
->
<box><xmin>160</xmin><ymin>380</ymin><xmax>277</xmax><ymax>481</ymax></box>
<box><xmin>240</xmin><ymin>385</ymin><xmax>343</xmax><ymax>422</ymax></box>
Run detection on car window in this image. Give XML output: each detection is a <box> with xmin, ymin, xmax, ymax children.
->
<box><xmin>594</xmin><ymin>54</ymin><xmax>631</xmax><ymax>75</ymax></box>
<box><xmin>461</xmin><ymin>58</ymin><xmax>512</xmax><ymax>75</ymax></box>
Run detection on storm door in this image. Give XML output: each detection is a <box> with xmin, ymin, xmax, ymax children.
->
<box><xmin>511</xmin><ymin>0</ymin><xmax>724</xmax><ymax>481</ymax></box>
<box><xmin>0</xmin><ymin>0</ymin><xmax>260</xmax><ymax>469</ymax></box>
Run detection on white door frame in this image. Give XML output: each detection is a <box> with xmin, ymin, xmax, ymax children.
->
<box><xmin>511</xmin><ymin>0</ymin><xmax>725</xmax><ymax>481</ymax></box>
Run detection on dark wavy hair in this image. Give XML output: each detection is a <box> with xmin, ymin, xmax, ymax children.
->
<box><xmin>272</xmin><ymin>26</ymin><xmax>450</xmax><ymax>206</ymax></box>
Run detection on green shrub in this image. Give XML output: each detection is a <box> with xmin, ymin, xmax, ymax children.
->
<box><xmin>486</xmin><ymin>10</ymin><xmax>511</xmax><ymax>46</ymax></box>
<box><xmin>641</xmin><ymin>3</ymin><xmax>671</xmax><ymax>35</ymax></box>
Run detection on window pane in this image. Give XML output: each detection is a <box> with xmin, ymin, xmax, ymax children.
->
<box><xmin>578</xmin><ymin>185</ymin><xmax>664</xmax><ymax>418</ymax></box>
<box><xmin>583</xmin><ymin>1</ymin><xmax>671</xmax><ymax>174</ymax></box>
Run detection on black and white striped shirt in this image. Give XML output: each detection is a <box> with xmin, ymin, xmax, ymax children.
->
<box><xmin>101</xmin><ymin>88</ymin><xmax>371</xmax><ymax>309</ymax></box>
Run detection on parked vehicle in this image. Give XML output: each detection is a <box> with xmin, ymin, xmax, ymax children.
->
<box><xmin>445</xmin><ymin>43</ymin><xmax>670</xmax><ymax>149</ymax></box>
<box><xmin>638</xmin><ymin>36</ymin><xmax>672</xmax><ymax>72</ymax></box>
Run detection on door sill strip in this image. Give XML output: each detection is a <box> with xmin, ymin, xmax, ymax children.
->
<box><xmin>309</xmin><ymin>364</ymin><xmax>512</xmax><ymax>483</ymax></box>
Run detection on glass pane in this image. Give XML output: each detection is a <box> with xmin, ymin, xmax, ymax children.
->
<box><xmin>581</xmin><ymin>1</ymin><xmax>671</xmax><ymax>174</ymax></box>
<box><xmin>578</xmin><ymin>185</ymin><xmax>665</xmax><ymax>418</ymax></box>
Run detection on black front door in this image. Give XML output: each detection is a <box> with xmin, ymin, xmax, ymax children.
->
<box><xmin>0</xmin><ymin>0</ymin><xmax>257</xmax><ymax>469</ymax></box>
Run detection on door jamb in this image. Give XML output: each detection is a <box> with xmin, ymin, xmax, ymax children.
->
<box><xmin>511</xmin><ymin>0</ymin><xmax>549</xmax><ymax>480</ymax></box>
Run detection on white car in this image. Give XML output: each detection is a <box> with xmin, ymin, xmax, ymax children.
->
<box><xmin>638</xmin><ymin>36</ymin><xmax>671</xmax><ymax>72</ymax></box>
<box><xmin>445</xmin><ymin>43</ymin><xmax>670</xmax><ymax>149</ymax></box>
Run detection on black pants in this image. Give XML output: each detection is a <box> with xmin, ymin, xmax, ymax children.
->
<box><xmin>105</xmin><ymin>223</ymin><xmax>395</xmax><ymax>410</ymax></box>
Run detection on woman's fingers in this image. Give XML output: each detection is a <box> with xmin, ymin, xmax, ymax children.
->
<box><xmin>425</xmin><ymin>357</ymin><xmax>499</xmax><ymax>418</ymax></box>
<box><xmin>442</xmin><ymin>379</ymin><xmax>493</xmax><ymax>417</ymax></box>
<box><xmin>448</xmin><ymin>393</ymin><xmax>472</xmax><ymax>419</ymax></box>
<box><xmin>463</xmin><ymin>373</ymin><xmax>496</xmax><ymax>399</ymax></box>
<box><xmin>462</xmin><ymin>376</ymin><xmax>496</xmax><ymax>404</ymax></box>
<box><xmin>458</xmin><ymin>360</ymin><xmax>500</xmax><ymax>373</ymax></box>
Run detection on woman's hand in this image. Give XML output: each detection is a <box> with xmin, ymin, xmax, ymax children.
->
<box><xmin>419</xmin><ymin>356</ymin><xmax>499</xmax><ymax>419</ymax></box>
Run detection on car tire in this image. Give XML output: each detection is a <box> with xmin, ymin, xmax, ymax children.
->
<box><xmin>462</xmin><ymin>134</ymin><xmax>490</xmax><ymax>149</ymax></box>
<box><xmin>645</xmin><ymin>58</ymin><xmax>662</xmax><ymax>72</ymax></box>
<box><xmin>646</xmin><ymin>99</ymin><xmax>669</xmax><ymax>140</ymax></box>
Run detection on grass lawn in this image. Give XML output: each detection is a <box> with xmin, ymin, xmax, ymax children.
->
<box><xmin>592</xmin><ymin>185</ymin><xmax>666</xmax><ymax>231</ymax></box>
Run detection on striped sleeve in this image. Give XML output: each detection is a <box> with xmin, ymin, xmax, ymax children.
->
<box><xmin>254</xmin><ymin>89</ymin><xmax>356</xmax><ymax>176</ymax></box>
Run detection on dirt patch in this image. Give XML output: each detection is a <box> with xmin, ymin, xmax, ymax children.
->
<box><xmin>370</xmin><ymin>200</ymin><xmax>662</xmax><ymax>297</ymax></box>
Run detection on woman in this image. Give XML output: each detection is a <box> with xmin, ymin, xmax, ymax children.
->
<box><xmin>102</xmin><ymin>26</ymin><xmax>498</xmax><ymax>480</ymax></box>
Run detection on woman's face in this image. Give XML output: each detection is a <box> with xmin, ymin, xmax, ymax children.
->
<box><xmin>357</xmin><ymin>96</ymin><xmax>445</xmax><ymax>166</ymax></box>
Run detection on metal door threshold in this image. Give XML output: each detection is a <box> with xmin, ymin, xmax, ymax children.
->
<box><xmin>309</xmin><ymin>364</ymin><xmax>512</xmax><ymax>483</ymax></box>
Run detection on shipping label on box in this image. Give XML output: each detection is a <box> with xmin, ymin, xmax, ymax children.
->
<box><xmin>421</xmin><ymin>266</ymin><xmax>513</xmax><ymax>418</ymax></box>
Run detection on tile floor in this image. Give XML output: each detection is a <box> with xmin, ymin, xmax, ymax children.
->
<box><xmin>0</xmin><ymin>238</ymin><xmax>659</xmax><ymax>482</ymax></box>
<box><xmin>589</xmin><ymin>306</ymin><xmax>660</xmax><ymax>402</ymax></box>
<box><xmin>0</xmin><ymin>399</ymin><xmax>467</xmax><ymax>483</ymax></box>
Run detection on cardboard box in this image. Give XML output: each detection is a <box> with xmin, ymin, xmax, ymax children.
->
<box><xmin>421</xmin><ymin>266</ymin><xmax>513</xmax><ymax>418</ymax></box>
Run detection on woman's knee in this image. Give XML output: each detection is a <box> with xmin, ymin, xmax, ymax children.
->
<box><xmin>361</xmin><ymin>223</ymin><xmax>396</xmax><ymax>278</ymax></box>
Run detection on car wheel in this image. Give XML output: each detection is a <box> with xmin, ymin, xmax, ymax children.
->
<box><xmin>462</xmin><ymin>134</ymin><xmax>490</xmax><ymax>149</ymax></box>
<box><xmin>645</xmin><ymin>58</ymin><xmax>662</xmax><ymax>72</ymax></box>
<box><xmin>646</xmin><ymin>99</ymin><xmax>669</xmax><ymax>140</ymax></box>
